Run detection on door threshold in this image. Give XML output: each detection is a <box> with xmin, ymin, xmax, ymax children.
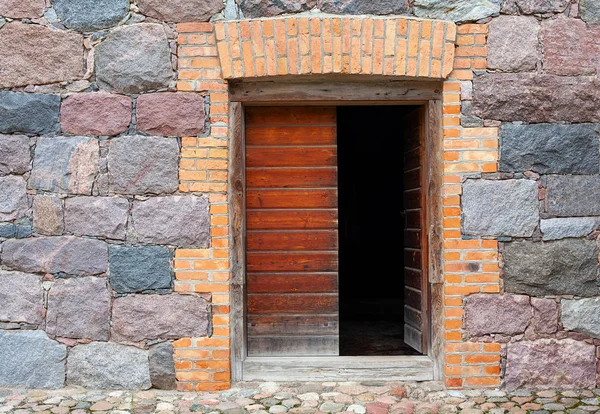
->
<box><xmin>242</xmin><ymin>355</ymin><xmax>434</xmax><ymax>381</ymax></box>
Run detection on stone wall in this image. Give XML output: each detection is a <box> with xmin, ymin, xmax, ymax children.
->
<box><xmin>2</xmin><ymin>0</ymin><xmax>600</xmax><ymax>392</ymax></box>
<box><xmin>0</xmin><ymin>0</ymin><xmax>215</xmax><ymax>390</ymax></box>
<box><xmin>459</xmin><ymin>1</ymin><xmax>600</xmax><ymax>390</ymax></box>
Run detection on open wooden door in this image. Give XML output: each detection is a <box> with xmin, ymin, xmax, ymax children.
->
<box><xmin>402</xmin><ymin>107</ymin><xmax>428</xmax><ymax>354</ymax></box>
<box><xmin>245</xmin><ymin>106</ymin><xmax>339</xmax><ymax>356</ymax></box>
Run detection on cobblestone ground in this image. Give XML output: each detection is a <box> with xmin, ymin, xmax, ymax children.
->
<box><xmin>2</xmin><ymin>382</ymin><xmax>600</xmax><ymax>414</ymax></box>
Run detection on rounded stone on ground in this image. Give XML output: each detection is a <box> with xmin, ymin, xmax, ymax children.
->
<box><xmin>298</xmin><ymin>393</ymin><xmax>320</xmax><ymax>402</ymax></box>
<box><xmin>347</xmin><ymin>405</ymin><xmax>366</xmax><ymax>414</ymax></box>
<box><xmin>270</xmin><ymin>405</ymin><xmax>289</xmax><ymax>413</ymax></box>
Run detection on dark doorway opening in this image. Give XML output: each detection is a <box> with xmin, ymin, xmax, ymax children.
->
<box><xmin>337</xmin><ymin>105</ymin><xmax>422</xmax><ymax>356</ymax></box>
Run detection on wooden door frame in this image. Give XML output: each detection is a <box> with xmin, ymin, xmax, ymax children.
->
<box><xmin>229</xmin><ymin>79</ymin><xmax>444</xmax><ymax>382</ymax></box>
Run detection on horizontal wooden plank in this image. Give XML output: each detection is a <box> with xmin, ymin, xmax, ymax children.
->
<box><xmin>247</xmin><ymin>273</ymin><xmax>338</xmax><ymax>293</ymax></box>
<box><xmin>248</xmin><ymin>294</ymin><xmax>338</xmax><ymax>314</ymax></box>
<box><xmin>405</xmin><ymin>248</ymin><xmax>422</xmax><ymax>269</ymax></box>
<box><xmin>404</xmin><ymin>168</ymin><xmax>421</xmax><ymax>189</ymax></box>
<box><xmin>403</xmin><ymin>150</ymin><xmax>421</xmax><ymax>171</ymax></box>
<box><xmin>245</xmin><ymin>106</ymin><xmax>336</xmax><ymax>125</ymax></box>
<box><xmin>404</xmin><ymin>286</ymin><xmax>422</xmax><ymax>310</ymax></box>
<box><xmin>247</xmin><ymin>147</ymin><xmax>337</xmax><ymax>167</ymax></box>
<box><xmin>246</xmin><ymin>167</ymin><xmax>337</xmax><ymax>188</ymax></box>
<box><xmin>247</xmin><ymin>189</ymin><xmax>338</xmax><ymax>209</ymax></box>
<box><xmin>231</xmin><ymin>80</ymin><xmax>442</xmax><ymax>103</ymax></box>
<box><xmin>246</xmin><ymin>126</ymin><xmax>337</xmax><ymax>146</ymax></box>
<box><xmin>404</xmin><ymin>229</ymin><xmax>422</xmax><ymax>249</ymax></box>
<box><xmin>404</xmin><ymin>324</ymin><xmax>423</xmax><ymax>354</ymax></box>
<box><xmin>247</xmin><ymin>336</ymin><xmax>339</xmax><ymax>356</ymax></box>
<box><xmin>247</xmin><ymin>315</ymin><xmax>338</xmax><ymax>335</ymax></box>
<box><xmin>247</xmin><ymin>252</ymin><xmax>338</xmax><ymax>272</ymax></box>
<box><xmin>242</xmin><ymin>356</ymin><xmax>434</xmax><ymax>381</ymax></box>
<box><xmin>247</xmin><ymin>231</ymin><xmax>338</xmax><ymax>251</ymax></box>
<box><xmin>404</xmin><ymin>268</ymin><xmax>422</xmax><ymax>290</ymax></box>
<box><xmin>247</xmin><ymin>210</ymin><xmax>338</xmax><ymax>230</ymax></box>
<box><xmin>404</xmin><ymin>189</ymin><xmax>422</xmax><ymax>210</ymax></box>
<box><xmin>404</xmin><ymin>305</ymin><xmax>423</xmax><ymax>330</ymax></box>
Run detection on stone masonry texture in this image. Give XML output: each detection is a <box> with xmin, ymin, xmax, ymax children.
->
<box><xmin>0</xmin><ymin>330</ymin><xmax>66</xmax><ymax>388</ymax></box>
<box><xmin>52</xmin><ymin>0</ymin><xmax>130</xmax><ymax>32</ymax></box>
<box><xmin>461</xmin><ymin>179</ymin><xmax>539</xmax><ymax>237</ymax></box>
<box><xmin>505</xmin><ymin>339</ymin><xmax>597</xmax><ymax>390</ymax></box>
<box><xmin>0</xmin><ymin>92</ymin><xmax>60</xmax><ymax>135</ymax></box>
<box><xmin>108</xmin><ymin>246</ymin><xmax>173</xmax><ymax>293</ymax></box>
<box><xmin>45</xmin><ymin>277</ymin><xmax>111</xmax><ymax>341</ymax></box>
<box><xmin>499</xmin><ymin>123</ymin><xmax>600</xmax><ymax>174</ymax></box>
<box><xmin>546</xmin><ymin>175</ymin><xmax>600</xmax><ymax>216</ymax></box>
<box><xmin>136</xmin><ymin>93</ymin><xmax>206</xmax><ymax>137</ymax></box>
<box><xmin>107</xmin><ymin>136</ymin><xmax>179</xmax><ymax>195</ymax></box>
<box><xmin>0</xmin><ymin>270</ymin><xmax>43</xmax><ymax>326</ymax></box>
<box><xmin>60</xmin><ymin>92</ymin><xmax>132</xmax><ymax>136</ymax></box>
<box><xmin>0</xmin><ymin>22</ymin><xmax>83</xmax><ymax>88</ymax></box>
<box><xmin>111</xmin><ymin>294</ymin><xmax>211</xmax><ymax>342</ymax></box>
<box><xmin>4</xmin><ymin>0</ymin><xmax>600</xmax><ymax>393</ymax></box>
<box><xmin>67</xmin><ymin>342</ymin><xmax>151</xmax><ymax>389</ymax></box>
<box><xmin>95</xmin><ymin>24</ymin><xmax>175</xmax><ymax>94</ymax></box>
<box><xmin>502</xmin><ymin>239</ymin><xmax>599</xmax><ymax>297</ymax></box>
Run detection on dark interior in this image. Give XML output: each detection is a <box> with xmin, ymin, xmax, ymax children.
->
<box><xmin>337</xmin><ymin>105</ymin><xmax>421</xmax><ymax>356</ymax></box>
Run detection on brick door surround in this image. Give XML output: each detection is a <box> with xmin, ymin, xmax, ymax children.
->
<box><xmin>175</xmin><ymin>15</ymin><xmax>499</xmax><ymax>391</ymax></box>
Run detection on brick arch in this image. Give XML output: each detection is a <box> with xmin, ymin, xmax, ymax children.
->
<box><xmin>214</xmin><ymin>16</ymin><xmax>457</xmax><ymax>80</ymax></box>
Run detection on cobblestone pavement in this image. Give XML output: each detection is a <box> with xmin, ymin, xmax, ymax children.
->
<box><xmin>2</xmin><ymin>382</ymin><xmax>600</xmax><ymax>414</ymax></box>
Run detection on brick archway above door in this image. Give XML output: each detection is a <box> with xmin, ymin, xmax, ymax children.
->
<box><xmin>214</xmin><ymin>16</ymin><xmax>457</xmax><ymax>80</ymax></box>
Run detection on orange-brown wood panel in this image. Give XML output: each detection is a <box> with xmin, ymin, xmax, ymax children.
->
<box><xmin>247</xmin><ymin>273</ymin><xmax>338</xmax><ymax>293</ymax></box>
<box><xmin>246</xmin><ymin>231</ymin><xmax>339</xmax><ymax>251</ymax></box>
<box><xmin>245</xmin><ymin>106</ymin><xmax>339</xmax><ymax>356</ymax></box>
<box><xmin>246</xmin><ymin>167</ymin><xmax>337</xmax><ymax>188</ymax></box>
<box><xmin>246</xmin><ymin>126</ymin><xmax>337</xmax><ymax>146</ymax></box>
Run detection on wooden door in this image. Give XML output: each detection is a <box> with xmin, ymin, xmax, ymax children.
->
<box><xmin>402</xmin><ymin>107</ymin><xmax>428</xmax><ymax>353</ymax></box>
<box><xmin>245</xmin><ymin>106</ymin><xmax>339</xmax><ymax>356</ymax></box>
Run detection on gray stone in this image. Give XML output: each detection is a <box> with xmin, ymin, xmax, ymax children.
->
<box><xmin>0</xmin><ymin>135</ymin><xmax>30</xmax><ymax>176</ymax></box>
<box><xmin>53</xmin><ymin>0</ymin><xmax>129</xmax><ymax>32</ymax></box>
<box><xmin>108</xmin><ymin>246</ymin><xmax>172</xmax><ymax>293</ymax></box>
<box><xmin>111</xmin><ymin>294</ymin><xmax>211</xmax><ymax>341</ymax></box>
<box><xmin>148</xmin><ymin>342</ymin><xmax>176</xmax><ymax>390</ymax></box>
<box><xmin>95</xmin><ymin>24</ymin><xmax>175</xmax><ymax>94</ymax></box>
<box><xmin>107</xmin><ymin>136</ymin><xmax>179</xmax><ymax>195</ymax></box>
<box><xmin>0</xmin><ymin>176</ymin><xmax>28</xmax><ymax>222</ymax></box>
<box><xmin>318</xmin><ymin>0</ymin><xmax>409</xmax><ymax>14</ymax></box>
<box><xmin>464</xmin><ymin>294</ymin><xmax>532</xmax><ymax>337</ymax></box>
<box><xmin>487</xmin><ymin>16</ymin><xmax>538</xmax><ymax>72</ymax></box>
<box><xmin>30</xmin><ymin>137</ymin><xmax>99</xmax><ymax>195</ymax></box>
<box><xmin>505</xmin><ymin>339</ymin><xmax>596</xmax><ymax>389</ymax></box>
<box><xmin>33</xmin><ymin>195</ymin><xmax>64</xmax><ymax>236</ymax></box>
<box><xmin>473</xmin><ymin>74</ymin><xmax>600</xmax><ymax>123</ymax></box>
<box><xmin>138</xmin><ymin>0</ymin><xmax>223</xmax><ymax>22</ymax></box>
<box><xmin>0</xmin><ymin>222</ymin><xmax>15</xmax><ymax>238</ymax></box>
<box><xmin>67</xmin><ymin>342</ymin><xmax>151</xmax><ymax>389</ymax></box>
<box><xmin>64</xmin><ymin>197</ymin><xmax>129</xmax><ymax>240</ymax></box>
<box><xmin>501</xmin><ymin>0</ymin><xmax>569</xmax><ymax>14</ymax></box>
<box><xmin>46</xmin><ymin>277</ymin><xmax>111</xmax><ymax>341</ymax></box>
<box><xmin>499</xmin><ymin>123</ymin><xmax>600</xmax><ymax>174</ymax></box>
<box><xmin>236</xmin><ymin>0</ymin><xmax>317</xmax><ymax>17</ymax></box>
<box><xmin>319</xmin><ymin>402</ymin><xmax>344</xmax><ymax>413</ymax></box>
<box><xmin>1</xmin><ymin>236</ymin><xmax>108</xmax><ymax>275</ymax></box>
<box><xmin>502</xmin><ymin>239</ymin><xmax>599</xmax><ymax>297</ymax></box>
<box><xmin>0</xmin><ymin>270</ymin><xmax>43</xmax><ymax>325</ymax></box>
<box><xmin>132</xmin><ymin>196</ymin><xmax>210</xmax><ymax>247</ymax></box>
<box><xmin>461</xmin><ymin>179</ymin><xmax>539</xmax><ymax>237</ymax></box>
<box><xmin>414</xmin><ymin>0</ymin><xmax>500</xmax><ymax>22</ymax></box>
<box><xmin>532</xmin><ymin>298</ymin><xmax>559</xmax><ymax>334</ymax></box>
<box><xmin>580</xmin><ymin>0</ymin><xmax>600</xmax><ymax>25</ymax></box>
<box><xmin>546</xmin><ymin>176</ymin><xmax>600</xmax><ymax>217</ymax></box>
<box><xmin>14</xmin><ymin>219</ymin><xmax>32</xmax><ymax>238</ymax></box>
<box><xmin>0</xmin><ymin>330</ymin><xmax>66</xmax><ymax>388</ymax></box>
<box><xmin>561</xmin><ymin>298</ymin><xmax>600</xmax><ymax>338</ymax></box>
<box><xmin>0</xmin><ymin>92</ymin><xmax>60</xmax><ymax>135</ymax></box>
<box><xmin>0</xmin><ymin>0</ymin><xmax>45</xmax><ymax>18</ymax></box>
<box><xmin>0</xmin><ymin>22</ymin><xmax>83</xmax><ymax>88</ymax></box>
<box><xmin>541</xmin><ymin>218</ymin><xmax>597</xmax><ymax>241</ymax></box>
